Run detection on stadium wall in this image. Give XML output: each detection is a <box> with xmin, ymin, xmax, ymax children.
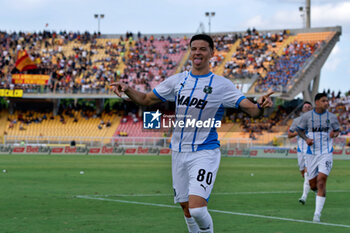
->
<box><xmin>1</xmin><ymin>145</ymin><xmax>350</xmax><ymax>160</ymax></box>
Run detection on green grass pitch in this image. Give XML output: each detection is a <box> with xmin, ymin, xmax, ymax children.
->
<box><xmin>1</xmin><ymin>154</ymin><xmax>349</xmax><ymax>233</ymax></box>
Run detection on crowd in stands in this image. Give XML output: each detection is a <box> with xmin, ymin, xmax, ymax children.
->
<box><xmin>225</xmin><ymin>104</ymin><xmax>290</xmax><ymax>140</ymax></box>
<box><xmin>328</xmin><ymin>89</ymin><xmax>350</xmax><ymax>137</ymax></box>
<box><xmin>120</xmin><ymin>35</ymin><xmax>188</xmax><ymax>92</ymax></box>
<box><xmin>5</xmin><ymin>99</ymin><xmax>114</xmax><ymax>136</ymax></box>
<box><xmin>0</xmin><ymin>30</ymin><xmax>114</xmax><ymax>93</ymax></box>
<box><xmin>209</xmin><ymin>34</ymin><xmax>238</xmax><ymax>70</ymax></box>
<box><xmin>223</xmin><ymin>28</ymin><xmax>288</xmax><ymax>80</ymax></box>
<box><xmin>255</xmin><ymin>40</ymin><xmax>322</xmax><ymax>92</ymax></box>
<box><xmin>0</xmin><ymin>30</ymin><xmax>188</xmax><ymax>94</ymax></box>
<box><xmin>0</xmin><ymin>28</ymin><xmax>330</xmax><ymax>96</ymax></box>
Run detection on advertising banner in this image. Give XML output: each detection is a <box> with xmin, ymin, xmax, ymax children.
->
<box><xmin>1</xmin><ymin>146</ymin><xmax>349</xmax><ymax>159</ymax></box>
<box><xmin>0</xmin><ymin>89</ymin><xmax>23</xmax><ymax>97</ymax></box>
<box><xmin>12</xmin><ymin>74</ymin><xmax>50</xmax><ymax>85</ymax></box>
<box><xmin>87</xmin><ymin>146</ymin><xmax>123</xmax><ymax>155</ymax></box>
<box><xmin>50</xmin><ymin>146</ymin><xmax>87</xmax><ymax>155</ymax></box>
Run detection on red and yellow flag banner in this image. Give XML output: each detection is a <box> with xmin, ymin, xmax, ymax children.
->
<box><xmin>15</xmin><ymin>50</ymin><xmax>38</xmax><ymax>71</ymax></box>
<box><xmin>12</xmin><ymin>74</ymin><xmax>50</xmax><ymax>85</ymax></box>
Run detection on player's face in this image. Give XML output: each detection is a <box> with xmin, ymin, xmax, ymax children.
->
<box><xmin>302</xmin><ymin>103</ymin><xmax>312</xmax><ymax>113</ymax></box>
<box><xmin>315</xmin><ymin>96</ymin><xmax>329</xmax><ymax>111</ymax></box>
<box><xmin>190</xmin><ymin>40</ymin><xmax>213</xmax><ymax>72</ymax></box>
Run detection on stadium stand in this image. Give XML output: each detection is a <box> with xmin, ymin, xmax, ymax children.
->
<box><xmin>114</xmin><ymin>114</ymin><xmax>162</xmax><ymax>137</ymax></box>
<box><xmin>0</xmin><ymin>27</ymin><xmax>343</xmax><ymax>147</ymax></box>
<box><xmin>4</xmin><ymin>110</ymin><xmax>120</xmax><ymax>144</ymax></box>
<box><xmin>0</xmin><ymin>28</ymin><xmax>340</xmax><ymax>98</ymax></box>
<box><xmin>254</xmin><ymin>40</ymin><xmax>321</xmax><ymax>93</ymax></box>
<box><xmin>120</xmin><ymin>35</ymin><xmax>189</xmax><ymax>92</ymax></box>
<box><xmin>223</xmin><ymin>28</ymin><xmax>288</xmax><ymax>81</ymax></box>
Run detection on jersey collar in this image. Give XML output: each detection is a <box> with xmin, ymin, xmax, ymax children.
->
<box><xmin>190</xmin><ymin>71</ymin><xmax>213</xmax><ymax>78</ymax></box>
<box><xmin>313</xmin><ymin>109</ymin><xmax>327</xmax><ymax>115</ymax></box>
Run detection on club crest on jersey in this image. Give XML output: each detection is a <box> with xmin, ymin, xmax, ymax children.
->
<box><xmin>203</xmin><ymin>86</ymin><xmax>212</xmax><ymax>94</ymax></box>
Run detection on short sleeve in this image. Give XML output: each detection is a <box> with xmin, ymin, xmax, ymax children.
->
<box><xmin>330</xmin><ymin>113</ymin><xmax>340</xmax><ymax>131</ymax></box>
<box><xmin>297</xmin><ymin>113</ymin><xmax>307</xmax><ymax>130</ymax></box>
<box><xmin>153</xmin><ymin>73</ymin><xmax>182</xmax><ymax>102</ymax></box>
<box><xmin>222</xmin><ymin>80</ymin><xmax>246</xmax><ymax>108</ymax></box>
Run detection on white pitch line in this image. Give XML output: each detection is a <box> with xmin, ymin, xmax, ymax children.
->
<box><xmin>75</xmin><ymin>195</ymin><xmax>350</xmax><ymax>229</ymax></box>
<box><xmin>209</xmin><ymin>209</ymin><xmax>350</xmax><ymax>228</ymax></box>
<box><xmin>76</xmin><ymin>195</ymin><xmax>179</xmax><ymax>209</ymax></box>
<box><xmin>86</xmin><ymin>190</ymin><xmax>350</xmax><ymax>198</ymax></box>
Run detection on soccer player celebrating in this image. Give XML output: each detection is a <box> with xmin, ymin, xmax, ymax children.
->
<box><xmin>297</xmin><ymin>93</ymin><xmax>340</xmax><ymax>222</ymax></box>
<box><xmin>288</xmin><ymin>101</ymin><xmax>313</xmax><ymax>204</ymax></box>
<box><xmin>111</xmin><ymin>34</ymin><xmax>273</xmax><ymax>233</ymax></box>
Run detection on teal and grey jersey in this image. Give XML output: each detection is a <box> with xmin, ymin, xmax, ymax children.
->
<box><xmin>289</xmin><ymin>114</ymin><xmax>308</xmax><ymax>153</ymax></box>
<box><xmin>153</xmin><ymin>71</ymin><xmax>246</xmax><ymax>152</ymax></box>
<box><xmin>297</xmin><ymin>109</ymin><xmax>340</xmax><ymax>155</ymax></box>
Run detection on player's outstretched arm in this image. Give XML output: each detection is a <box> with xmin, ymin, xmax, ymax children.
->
<box><xmin>239</xmin><ymin>91</ymin><xmax>274</xmax><ymax>118</ymax></box>
<box><xmin>110</xmin><ymin>82</ymin><xmax>161</xmax><ymax>106</ymax></box>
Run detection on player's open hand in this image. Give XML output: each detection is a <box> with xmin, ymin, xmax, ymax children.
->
<box><xmin>306</xmin><ymin>138</ymin><xmax>314</xmax><ymax>146</ymax></box>
<box><xmin>110</xmin><ymin>82</ymin><xmax>129</xmax><ymax>97</ymax></box>
<box><xmin>257</xmin><ymin>91</ymin><xmax>274</xmax><ymax>108</ymax></box>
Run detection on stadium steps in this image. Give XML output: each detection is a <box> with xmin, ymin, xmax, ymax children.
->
<box><xmin>0</xmin><ymin>111</ymin><xmax>9</xmax><ymax>143</ymax></box>
<box><xmin>294</xmin><ymin>31</ymin><xmax>335</xmax><ymax>43</ymax></box>
<box><xmin>246</xmin><ymin>35</ymin><xmax>293</xmax><ymax>94</ymax></box>
<box><xmin>273</xmin><ymin>124</ymin><xmax>289</xmax><ymax>133</ymax></box>
<box><xmin>92</xmin><ymin>39</ymin><xmax>120</xmax><ymax>63</ymax></box>
<box><xmin>255</xmin><ymin>132</ymin><xmax>284</xmax><ymax>145</ymax></box>
<box><xmin>101</xmin><ymin>115</ymin><xmax>121</xmax><ymax>144</ymax></box>
<box><xmin>276</xmin><ymin>35</ymin><xmax>296</xmax><ymax>56</ymax></box>
<box><xmin>280</xmin><ymin>29</ymin><xmax>341</xmax><ymax>100</ymax></box>
<box><xmin>217</xmin><ymin>122</ymin><xmax>235</xmax><ymax>139</ymax></box>
<box><xmin>4</xmin><ymin>112</ymin><xmax>121</xmax><ymax>143</ymax></box>
<box><xmin>114</xmin><ymin>116</ymin><xmax>162</xmax><ymax>138</ymax></box>
<box><xmin>117</xmin><ymin>40</ymin><xmax>135</xmax><ymax>74</ymax></box>
<box><xmin>246</xmin><ymin>30</ymin><xmax>339</xmax><ymax>96</ymax></box>
<box><xmin>214</xmin><ymin>39</ymin><xmax>241</xmax><ymax>76</ymax></box>
<box><xmin>247</xmin><ymin>79</ymin><xmax>258</xmax><ymax>94</ymax></box>
<box><xmin>175</xmin><ymin>49</ymin><xmax>190</xmax><ymax>74</ymax></box>
<box><xmin>222</xmin><ymin>124</ymin><xmax>247</xmax><ymax>139</ymax></box>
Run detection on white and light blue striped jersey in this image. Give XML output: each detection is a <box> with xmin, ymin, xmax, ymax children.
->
<box><xmin>153</xmin><ymin>71</ymin><xmax>246</xmax><ymax>152</ymax></box>
<box><xmin>297</xmin><ymin>109</ymin><xmax>340</xmax><ymax>155</ymax></box>
<box><xmin>289</xmin><ymin>115</ymin><xmax>307</xmax><ymax>153</ymax></box>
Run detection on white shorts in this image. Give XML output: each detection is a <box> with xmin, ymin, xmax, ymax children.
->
<box><xmin>306</xmin><ymin>153</ymin><xmax>333</xmax><ymax>180</ymax></box>
<box><xmin>172</xmin><ymin>148</ymin><xmax>221</xmax><ymax>204</ymax></box>
<box><xmin>297</xmin><ymin>152</ymin><xmax>307</xmax><ymax>171</ymax></box>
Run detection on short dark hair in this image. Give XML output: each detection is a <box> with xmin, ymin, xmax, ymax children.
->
<box><xmin>314</xmin><ymin>93</ymin><xmax>328</xmax><ymax>101</ymax></box>
<box><xmin>190</xmin><ymin>34</ymin><xmax>214</xmax><ymax>50</ymax></box>
<box><xmin>303</xmin><ymin>101</ymin><xmax>312</xmax><ymax>106</ymax></box>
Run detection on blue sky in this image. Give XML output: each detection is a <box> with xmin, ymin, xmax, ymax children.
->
<box><xmin>1</xmin><ymin>0</ymin><xmax>349</xmax><ymax>94</ymax></box>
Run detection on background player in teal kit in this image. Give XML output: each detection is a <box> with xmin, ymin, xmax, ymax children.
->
<box><xmin>297</xmin><ymin>93</ymin><xmax>340</xmax><ymax>222</ymax></box>
<box><xmin>111</xmin><ymin>34</ymin><xmax>273</xmax><ymax>233</ymax></box>
<box><xmin>288</xmin><ymin>101</ymin><xmax>313</xmax><ymax>205</ymax></box>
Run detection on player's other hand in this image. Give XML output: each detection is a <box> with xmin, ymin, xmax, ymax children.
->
<box><xmin>330</xmin><ymin>130</ymin><xmax>339</xmax><ymax>138</ymax></box>
<box><xmin>306</xmin><ymin>138</ymin><xmax>314</xmax><ymax>146</ymax></box>
<box><xmin>257</xmin><ymin>91</ymin><xmax>274</xmax><ymax>108</ymax></box>
<box><xmin>110</xmin><ymin>82</ymin><xmax>129</xmax><ymax>97</ymax></box>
